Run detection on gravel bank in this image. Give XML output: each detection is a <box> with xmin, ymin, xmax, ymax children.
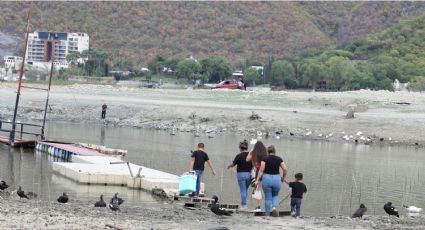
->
<box><xmin>1</xmin><ymin>193</ymin><xmax>424</xmax><ymax>230</ymax></box>
<box><xmin>0</xmin><ymin>83</ymin><xmax>424</xmax><ymax>147</ymax></box>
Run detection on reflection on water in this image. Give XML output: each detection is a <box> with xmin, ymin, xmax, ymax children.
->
<box><xmin>1</xmin><ymin>121</ymin><xmax>425</xmax><ymax>217</ymax></box>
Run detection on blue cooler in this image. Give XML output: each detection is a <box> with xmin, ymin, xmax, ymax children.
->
<box><xmin>178</xmin><ymin>172</ymin><xmax>197</xmax><ymax>195</ymax></box>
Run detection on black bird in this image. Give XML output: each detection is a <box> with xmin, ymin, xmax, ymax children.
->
<box><xmin>352</xmin><ymin>204</ymin><xmax>367</xmax><ymax>218</ymax></box>
<box><xmin>110</xmin><ymin>193</ymin><xmax>124</xmax><ymax>205</ymax></box>
<box><xmin>57</xmin><ymin>192</ymin><xmax>69</xmax><ymax>203</ymax></box>
<box><xmin>289</xmin><ymin>132</ymin><xmax>295</xmax><ymax>136</ymax></box>
<box><xmin>17</xmin><ymin>186</ymin><xmax>29</xmax><ymax>199</ymax></box>
<box><xmin>94</xmin><ymin>194</ymin><xmax>106</xmax><ymax>207</ymax></box>
<box><xmin>210</xmin><ymin>195</ymin><xmax>231</xmax><ymax>216</ymax></box>
<box><xmin>109</xmin><ymin>193</ymin><xmax>123</xmax><ymax>211</ymax></box>
<box><xmin>0</xmin><ymin>180</ymin><xmax>9</xmax><ymax>190</ymax></box>
<box><xmin>384</xmin><ymin>202</ymin><xmax>399</xmax><ymax>217</ymax></box>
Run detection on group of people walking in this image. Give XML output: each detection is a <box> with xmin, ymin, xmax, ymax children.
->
<box><xmin>189</xmin><ymin>140</ymin><xmax>307</xmax><ymax>217</ymax></box>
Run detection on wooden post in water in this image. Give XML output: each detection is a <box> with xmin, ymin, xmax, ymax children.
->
<box><xmin>41</xmin><ymin>60</ymin><xmax>55</xmax><ymax>140</ymax></box>
<box><xmin>10</xmin><ymin>2</ymin><xmax>33</xmax><ymax>144</ymax></box>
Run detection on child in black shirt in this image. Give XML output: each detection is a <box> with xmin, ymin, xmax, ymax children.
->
<box><xmin>285</xmin><ymin>173</ymin><xmax>307</xmax><ymax>217</ymax></box>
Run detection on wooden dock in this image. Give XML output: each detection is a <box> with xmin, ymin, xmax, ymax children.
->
<box><xmin>0</xmin><ymin>135</ymin><xmax>36</xmax><ymax>148</ymax></box>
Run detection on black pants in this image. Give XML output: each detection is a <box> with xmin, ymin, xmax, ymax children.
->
<box><xmin>101</xmin><ymin>111</ymin><xmax>106</xmax><ymax>119</ymax></box>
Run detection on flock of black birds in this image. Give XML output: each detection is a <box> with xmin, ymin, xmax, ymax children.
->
<box><xmin>0</xmin><ymin>180</ymin><xmax>416</xmax><ymax>218</ymax></box>
<box><xmin>350</xmin><ymin>202</ymin><xmax>401</xmax><ymax>218</ymax></box>
<box><xmin>0</xmin><ymin>180</ymin><xmax>124</xmax><ymax>211</ymax></box>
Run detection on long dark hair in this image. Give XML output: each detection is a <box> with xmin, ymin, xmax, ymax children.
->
<box><xmin>251</xmin><ymin>141</ymin><xmax>267</xmax><ymax>163</ymax></box>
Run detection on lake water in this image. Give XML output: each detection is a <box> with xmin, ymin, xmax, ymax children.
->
<box><xmin>1</xmin><ymin>122</ymin><xmax>424</xmax><ymax>217</ymax></box>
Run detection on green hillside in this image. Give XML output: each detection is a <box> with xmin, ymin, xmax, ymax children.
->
<box><xmin>1</xmin><ymin>1</ymin><xmax>424</xmax><ymax>65</ymax></box>
<box><xmin>270</xmin><ymin>14</ymin><xmax>425</xmax><ymax>91</ymax></box>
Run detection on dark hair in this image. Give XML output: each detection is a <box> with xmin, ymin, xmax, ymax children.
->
<box><xmin>239</xmin><ymin>140</ymin><xmax>248</xmax><ymax>150</ymax></box>
<box><xmin>251</xmin><ymin>141</ymin><xmax>267</xmax><ymax>163</ymax></box>
<box><xmin>267</xmin><ymin>145</ymin><xmax>276</xmax><ymax>154</ymax></box>
<box><xmin>198</xmin><ymin>143</ymin><xmax>204</xmax><ymax>148</ymax></box>
<box><xmin>295</xmin><ymin>173</ymin><xmax>303</xmax><ymax>180</ymax></box>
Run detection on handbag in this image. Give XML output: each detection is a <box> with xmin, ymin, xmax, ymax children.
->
<box><xmin>252</xmin><ymin>189</ymin><xmax>262</xmax><ymax>200</ymax></box>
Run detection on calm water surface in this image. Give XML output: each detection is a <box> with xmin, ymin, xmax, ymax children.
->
<box><xmin>1</xmin><ymin>122</ymin><xmax>424</xmax><ymax>217</ymax></box>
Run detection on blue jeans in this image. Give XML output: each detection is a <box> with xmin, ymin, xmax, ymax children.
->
<box><xmin>291</xmin><ymin>198</ymin><xmax>302</xmax><ymax>217</ymax></box>
<box><xmin>236</xmin><ymin>172</ymin><xmax>251</xmax><ymax>206</ymax></box>
<box><xmin>262</xmin><ymin>174</ymin><xmax>282</xmax><ymax>216</ymax></box>
<box><xmin>192</xmin><ymin>170</ymin><xmax>203</xmax><ymax>196</ymax></box>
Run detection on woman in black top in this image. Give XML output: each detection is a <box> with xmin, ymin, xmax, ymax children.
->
<box><xmin>227</xmin><ymin>140</ymin><xmax>252</xmax><ymax>210</ymax></box>
<box><xmin>256</xmin><ymin>145</ymin><xmax>288</xmax><ymax>216</ymax></box>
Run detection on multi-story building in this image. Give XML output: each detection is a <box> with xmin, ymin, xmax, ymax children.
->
<box><xmin>26</xmin><ymin>31</ymin><xmax>89</xmax><ymax>68</ymax></box>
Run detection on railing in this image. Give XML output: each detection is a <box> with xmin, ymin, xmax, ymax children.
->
<box><xmin>0</xmin><ymin>120</ymin><xmax>43</xmax><ymax>141</ymax></box>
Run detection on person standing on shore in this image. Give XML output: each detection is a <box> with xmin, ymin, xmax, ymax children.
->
<box><xmin>101</xmin><ymin>103</ymin><xmax>107</xmax><ymax>119</ymax></box>
<box><xmin>256</xmin><ymin>145</ymin><xmax>288</xmax><ymax>217</ymax></box>
<box><xmin>227</xmin><ymin>140</ymin><xmax>252</xmax><ymax>210</ymax></box>
<box><xmin>189</xmin><ymin>143</ymin><xmax>216</xmax><ymax>197</ymax></box>
<box><xmin>285</xmin><ymin>173</ymin><xmax>307</xmax><ymax>217</ymax></box>
<box><xmin>246</xmin><ymin>141</ymin><xmax>268</xmax><ymax>212</ymax></box>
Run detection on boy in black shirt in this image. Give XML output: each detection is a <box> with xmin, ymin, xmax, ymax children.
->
<box><xmin>189</xmin><ymin>143</ymin><xmax>216</xmax><ymax>197</ymax></box>
<box><xmin>286</xmin><ymin>173</ymin><xmax>307</xmax><ymax>217</ymax></box>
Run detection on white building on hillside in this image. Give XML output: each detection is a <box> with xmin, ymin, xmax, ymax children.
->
<box><xmin>3</xmin><ymin>56</ymin><xmax>22</xmax><ymax>72</ymax></box>
<box><xmin>26</xmin><ymin>31</ymin><xmax>89</xmax><ymax>69</ymax></box>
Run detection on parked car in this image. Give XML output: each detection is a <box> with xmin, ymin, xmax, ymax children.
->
<box><xmin>205</xmin><ymin>79</ymin><xmax>245</xmax><ymax>89</ymax></box>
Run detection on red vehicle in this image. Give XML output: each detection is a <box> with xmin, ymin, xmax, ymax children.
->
<box><xmin>205</xmin><ymin>79</ymin><xmax>245</xmax><ymax>89</ymax></box>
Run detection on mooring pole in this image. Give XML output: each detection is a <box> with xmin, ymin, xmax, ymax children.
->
<box><xmin>41</xmin><ymin>60</ymin><xmax>54</xmax><ymax>140</ymax></box>
<box><xmin>10</xmin><ymin>1</ymin><xmax>33</xmax><ymax>144</ymax></box>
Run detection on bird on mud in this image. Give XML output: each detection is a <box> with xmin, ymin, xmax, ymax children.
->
<box><xmin>94</xmin><ymin>194</ymin><xmax>106</xmax><ymax>207</ymax></box>
<box><xmin>16</xmin><ymin>186</ymin><xmax>37</xmax><ymax>199</ymax></box>
<box><xmin>352</xmin><ymin>204</ymin><xmax>367</xmax><ymax>218</ymax></box>
<box><xmin>0</xmin><ymin>180</ymin><xmax>9</xmax><ymax>190</ymax></box>
<box><xmin>384</xmin><ymin>202</ymin><xmax>399</xmax><ymax>217</ymax></box>
<box><xmin>210</xmin><ymin>195</ymin><xmax>232</xmax><ymax>216</ymax></box>
<box><xmin>110</xmin><ymin>193</ymin><xmax>124</xmax><ymax>205</ymax></box>
<box><xmin>17</xmin><ymin>186</ymin><xmax>29</xmax><ymax>199</ymax></box>
<box><xmin>403</xmin><ymin>205</ymin><xmax>423</xmax><ymax>213</ymax></box>
<box><xmin>57</xmin><ymin>192</ymin><xmax>69</xmax><ymax>203</ymax></box>
<box><xmin>109</xmin><ymin>193</ymin><xmax>124</xmax><ymax>211</ymax></box>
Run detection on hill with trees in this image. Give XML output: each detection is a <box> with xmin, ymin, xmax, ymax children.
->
<box><xmin>1</xmin><ymin>1</ymin><xmax>424</xmax><ymax>65</ymax></box>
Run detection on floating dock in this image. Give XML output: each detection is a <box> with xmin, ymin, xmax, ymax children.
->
<box><xmin>0</xmin><ymin>135</ymin><xmax>36</xmax><ymax>148</ymax></box>
<box><xmin>37</xmin><ymin>141</ymin><xmax>204</xmax><ymax>193</ymax></box>
<box><xmin>36</xmin><ymin>141</ymin><xmax>105</xmax><ymax>160</ymax></box>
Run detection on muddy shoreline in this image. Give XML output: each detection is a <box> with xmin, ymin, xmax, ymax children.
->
<box><xmin>1</xmin><ymin>193</ymin><xmax>424</xmax><ymax>230</ymax></box>
<box><xmin>0</xmin><ymin>83</ymin><xmax>424</xmax><ymax>148</ymax></box>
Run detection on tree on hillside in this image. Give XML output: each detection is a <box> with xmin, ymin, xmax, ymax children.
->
<box><xmin>176</xmin><ymin>59</ymin><xmax>201</xmax><ymax>80</ymax></box>
<box><xmin>164</xmin><ymin>54</ymin><xmax>185</xmax><ymax>74</ymax></box>
<box><xmin>79</xmin><ymin>49</ymin><xmax>110</xmax><ymax>76</ymax></box>
<box><xmin>325</xmin><ymin>56</ymin><xmax>359</xmax><ymax>90</ymax></box>
<box><xmin>200</xmin><ymin>57</ymin><xmax>232</xmax><ymax>83</ymax></box>
<box><xmin>244</xmin><ymin>67</ymin><xmax>260</xmax><ymax>86</ymax></box>
<box><xmin>113</xmin><ymin>59</ymin><xmax>134</xmax><ymax>71</ymax></box>
<box><xmin>148</xmin><ymin>55</ymin><xmax>165</xmax><ymax>74</ymax></box>
<box><xmin>66</xmin><ymin>52</ymin><xmax>81</xmax><ymax>66</ymax></box>
<box><xmin>407</xmin><ymin>76</ymin><xmax>425</xmax><ymax>92</ymax></box>
<box><xmin>271</xmin><ymin>60</ymin><xmax>297</xmax><ymax>88</ymax></box>
<box><xmin>300</xmin><ymin>60</ymin><xmax>327</xmax><ymax>91</ymax></box>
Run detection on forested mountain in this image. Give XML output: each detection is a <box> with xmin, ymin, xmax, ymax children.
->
<box><xmin>0</xmin><ymin>1</ymin><xmax>424</xmax><ymax>64</ymax></box>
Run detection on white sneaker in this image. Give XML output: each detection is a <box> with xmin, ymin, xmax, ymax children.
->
<box><xmin>291</xmin><ymin>211</ymin><xmax>296</xmax><ymax>217</ymax></box>
<box><xmin>239</xmin><ymin>205</ymin><xmax>248</xmax><ymax>211</ymax></box>
<box><xmin>253</xmin><ymin>206</ymin><xmax>262</xmax><ymax>212</ymax></box>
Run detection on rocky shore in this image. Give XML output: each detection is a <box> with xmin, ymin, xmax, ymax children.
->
<box><xmin>0</xmin><ymin>83</ymin><xmax>424</xmax><ymax>147</ymax></box>
<box><xmin>1</xmin><ymin>192</ymin><xmax>424</xmax><ymax>230</ymax></box>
